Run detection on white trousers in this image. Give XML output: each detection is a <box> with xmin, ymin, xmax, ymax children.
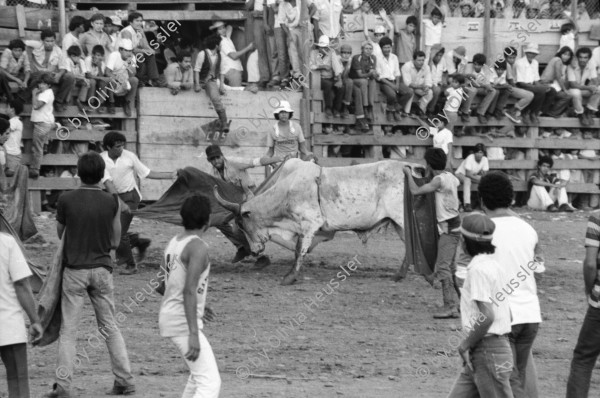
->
<box><xmin>246</xmin><ymin>50</ymin><xmax>260</xmax><ymax>84</ymax></box>
<box><xmin>527</xmin><ymin>185</ymin><xmax>568</xmax><ymax>210</ymax></box>
<box><xmin>171</xmin><ymin>333</ymin><xmax>221</xmax><ymax>398</ymax></box>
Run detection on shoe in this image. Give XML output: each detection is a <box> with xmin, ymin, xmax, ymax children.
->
<box><xmin>135</xmin><ymin>238</ymin><xmax>151</xmax><ymax>263</ymax></box>
<box><xmin>356</xmin><ymin>118</ymin><xmax>370</xmax><ymax>132</ymax></box>
<box><xmin>460</xmin><ymin>111</ymin><xmax>470</xmax><ymax>123</ymax></box>
<box><xmin>531</xmin><ymin>113</ymin><xmax>540</xmax><ymax>125</ymax></box>
<box><xmin>325</xmin><ymin>108</ymin><xmax>333</xmax><ymax>118</ymax></box>
<box><xmin>5</xmin><ymin>169</ymin><xmax>14</xmax><ymax>177</ymax></box>
<box><xmin>585</xmin><ymin>109</ymin><xmax>596</xmax><ymax>126</ymax></box>
<box><xmin>504</xmin><ymin>108</ymin><xmax>522</xmax><ymax>124</ymax></box>
<box><xmin>267</xmin><ymin>78</ymin><xmax>281</xmax><ymax>88</ymax></box>
<box><xmin>106</xmin><ymin>382</ymin><xmax>136</xmax><ymax>395</ymax></box>
<box><xmin>433</xmin><ymin>306</ymin><xmax>460</xmax><ymax>319</ymax></box>
<box><xmin>232</xmin><ymin>247</ymin><xmax>251</xmax><ymax>263</ymax></box>
<box><xmin>464</xmin><ymin>204</ymin><xmax>473</xmax><ymax>212</ymax></box>
<box><xmin>98</xmin><ymin>106</ymin><xmax>107</xmax><ymax>114</ymax></box>
<box><xmin>124</xmin><ymin>101</ymin><xmax>133</xmax><ymax>117</ymax></box>
<box><xmin>493</xmin><ymin>109</ymin><xmax>505</xmax><ymax>120</ymax></box>
<box><xmin>170</xmin><ymin>87</ymin><xmax>180</xmax><ymax>95</ymax></box>
<box><xmin>578</xmin><ymin>112</ymin><xmax>591</xmax><ymax>127</ymax></box>
<box><xmin>341</xmin><ymin>108</ymin><xmax>350</xmax><ymax>119</ymax></box>
<box><xmin>433</xmin><ymin>278</ymin><xmax>459</xmax><ymax>319</ymax></box>
<box><xmin>386</xmin><ymin>110</ymin><xmax>394</xmax><ymax>122</ymax></box>
<box><xmin>333</xmin><ymin>110</ymin><xmax>341</xmax><ymax>118</ymax></box>
<box><xmin>120</xmin><ymin>266</ymin><xmax>138</xmax><ymax>275</ymax></box>
<box><xmin>477</xmin><ymin>114</ymin><xmax>488</xmax><ymax>124</ymax></box>
<box><xmin>108</xmin><ymin>103</ymin><xmax>116</xmax><ymax>114</ymax></box>
<box><xmin>253</xmin><ymin>255</ymin><xmax>271</xmax><ymax>269</ymax></box>
<box><xmin>43</xmin><ymin>383</ymin><xmax>71</xmax><ymax>398</ymax></box>
<box><xmin>559</xmin><ymin>203</ymin><xmax>575</xmax><ymax>213</ymax></box>
<box><xmin>547</xmin><ymin>204</ymin><xmax>559</xmax><ymax>212</ymax></box>
<box><xmin>28</xmin><ymin>169</ymin><xmax>39</xmax><ymax>179</ymax></box>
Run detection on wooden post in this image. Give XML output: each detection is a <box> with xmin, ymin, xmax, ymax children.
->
<box><xmin>16</xmin><ymin>5</ymin><xmax>26</xmax><ymax>38</ymax></box>
<box><xmin>418</xmin><ymin>0</ymin><xmax>424</xmax><ymax>51</ymax></box>
<box><xmin>483</xmin><ymin>0</ymin><xmax>491</xmax><ymax>62</ymax></box>
<box><xmin>57</xmin><ymin>0</ymin><xmax>66</xmax><ymax>40</ymax></box>
<box><xmin>300</xmin><ymin>0</ymin><xmax>311</xmax><ymax>78</ymax></box>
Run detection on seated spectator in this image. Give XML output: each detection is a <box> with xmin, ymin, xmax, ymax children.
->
<box><xmin>527</xmin><ymin>156</ymin><xmax>576</xmax><ymax>212</ymax></box>
<box><xmin>401</xmin><ymin>51</ymin><xmax>433</xmax><ymax>116</ymax></box>
<box><xmin>376</xmin><ymin>37</ymin><xmax>412</xmax><ymax>122</ymax></box>
<box><xmin>63</xmin><ymin>45</ymin><xmax>90</xmax><ymax>112</ymax></box>
<box><xmin>4</xmin><ymin>100</ymin><xmax>24</xmax><ymax>178</ymax></box>
<box><xmin>539</xmin><ymin>0</ymin><xmax>566</xmax><ymax>18</ymax></box>
<box><xmin>460</xmin><ymin>0</ymin><xmax>475</xmax><ymax>17</ymax></box>
<box><xmin>349</xmin><ymin>41</ymin><xmax>378</xmax><ymax>130</ymax></box>
<box><xmin>80</xmin><ymin>13</ymin><xmax>112</xmax><ymax>57</ymax></box>
<box><xmin>392</xmin><ymin>0</ymin><xmax>418</xmax><ymax>15</ymax></box>
<box><xmin>119</xmin><ymin>12</ymin><xmax>161</xmax><ymax>87</ymax></box>
<box><xmin>210</xmin><ymin>20</ymin><xmax>255</xmax><ymax>88</ymax></box>
<box><xmin>579</xmin><ymin>130</ymin><xmax>600</xmax><ymax>209</ymax></box>
<box><xmin>104</xmin><ymin>16</ymin><xmax>123</xmax><ymax>54</ymax></box>
<box><xmin>493</xmin><ymin>0</ymin><xmax>505</xmax><ymax>18</ymax></box>
<box><xmin>0</xmin><ymin>39</ymin><xmax>30</xmax><ymax>95</ymax></box>
<box><xmin>427</xmin><ymin>44</ymin><xmax>447</xmax><ymax>116</ymax></box>
<box><xmin>443</xmin><ymin>73</ymin><xmax>466</xmax><ymax>130</ymax></box>
<box><xmin>455</xmin><ymin>143</ymin><xmax>489</xmax><ymax>212</ymax></box>
<box><xmin>25</xmin><ymin>29</ymin><xmax>75</xmax><ymax>112</ymax></box>
<box><xmin>560</xmin><ymin>20</ymin><xmax>578</xmax><ymax>52</ymax></box>
<box><xmin>105</xmin><ymin>38</ymin><xmax>138</xmax><ymax>116</ymax></box>
<box><xmin>513</xmin><ymin>43</ymin><xmax>548</xmax><ymax>125</ymax></box>
<box><xmin>194</xmin><ymin>35</ymin><xmax>230</xmax><ymax>134</ymax></box>
<box><xmin>462</xmin><ymin>53</ymin><xmax>498</xmax><ymax>124</ymax></box>
<box><xmin>309</xmin><ymin>36</ymin><xmax>343</xmax><ymax>118</ymax></box>
<box><xmin>538</xmin><ymin>46</ymin><xmax>573</xmax><ymax>118</ymax></box>
<box><xmin>29</xmin><ymin>73</ymin><xmax>55</xmax><ymax>179</ymax></box>
<box><xmin>85</xmin><ymin>45</ymin><xmax>110</xmax><ymax>113</ymax></box>
<box><xmin>525</xmin><ymin>2</ymin><xmax>541</xmax><ymax>19</ymax></box>
<box><xmin>333</xmin><ymin>44</ymin><xmax>354</xmax><ymax>119</ymax></box>
<box><xmin>567</xmin><ymin>47</ymin><xmax>600</xmax><ymax>127</ymax></box>
<box><xmin>492</xmin><ymin>59</ymin><xmax>533</xmax><ymax>124</ymax></box>
<box><xmin>422</xmin><ymin>7</ymin><xmax>443</xmax><ymax>63</ymax></box>
<box><xmin>62</xmin><ymin>15</ymin><xmax>86</xmax><ymax>56</ymax></box>
<box><xmin>446</xmin><ymin>0</ymin><xmax>461</xmax><ymax>17</ymax></box>
<box><xmin>165</xmin><ymin>51</ymin><xmax>193</xmax><ymax>95</ymax></box>
<box><xmin>394</xmin><ymin>15</ymin><xmax>418</xmax><ymax>69</ymax></box>
<box><xmin>444</xmin><ymin>46</ymin><xmax>467</xmax><ymax>75</ymax></box>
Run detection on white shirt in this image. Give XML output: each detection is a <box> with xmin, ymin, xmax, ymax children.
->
<box><xmin>430</xmin><ymin>56</ymin><xmax>447</xmax><ymax>86</ymax></box>
<box><xmin>456</xmin><ymin>154</ymin><xmax>489</xmax><ymax>175</ymax></box>
<box><xmin>422</xmin><ymin>19</ymin><xmax>442</xmax><ymax>46</ymax></box>
<box><xmin>0</xmin><ymin>232</ymin><xmax>32</xmax><ymax>346</ymax></box>
<box><xmin>560</xmin><ymin>32</ymin><xmax>575</xmax><ymax>52</ymax></box>
<box><xmin>5</xmin><ymin>117</ymin><xmax>23</xmax><ymax>156</ymax></box>
<box><xmin>444</xmin><ymin>50</ymin><xmax>467</xmax><ymax>74</ymax></box>
<box><xmin>106</xmin><ymin>51</ymin><xmax>135</xmax><ymax>91</ymax></box>
<box><xmin>219</xmin><ymin>36</ymin><xmax>243</xmax><ymax>73</ymax></box>
<box><xmin>159</xmin><ymin>235</ymin><xmax>210</xmax><ymax>337</ymax></box>
<box><xmin>376</xmin><ymin>53</ymin><xmax>401</xmax><ymax>81</ymax></box>
<box><xmin>63</xmin><ymin>57</ymin><xmax>87</xmax><ymax>75</ymax></box>
<box><xmin>101</xmin><ymin>149</ymin><xmax>151</xmax><ymax>198</ymax></box>
<box><xmin>444</xmin><ymin>87</ymin><xmax>464</xmax><ymax>112</ymax></box>
<box><xmin>491</xmin><ymin>216</ymin><xmax>544</xmax><ymax>325</ymax></box>
<box><xmin>313</xmin><ymin>0</ymin><xmax>343</xmax><ymax>38</ymax></box>
<box><xmin>487</xmin><ymin>147</ymin><xmax>505</xmax><ymax>160</ymax></box>
<box><xmin>62</xmin><ymin>32</ymin><xmax>82</xmax><ymax>55</ymax></box>
<box><xmin>430</xmin><ymin>127</ymin><xmax>453</xmax><ymax>154</ymax></box>
<box><xmin>514</xmin><ymin>56</ymin><xmax>540</xmax><ymax>84</ymax></box>
<box><xmin>30</xmin><ymin>88</ymin><xmax>55</xmax><ymax>124</ymax></box>
<box><xmin>461</xmin><ymin>254</ymin><xmax>512</xmax><ymax>336</ymax></box>
<box><xmin>592</xmin><ymin>47</ymin><xmax>600</xmax><ymax>74</ymax></box>
<box><xmin>567</xmin><ymin>61</ymin><xmax>598</xmax><ymax>85</ymax></box>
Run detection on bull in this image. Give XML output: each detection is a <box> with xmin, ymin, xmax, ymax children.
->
<box><xmin>215</xmin><ymin>159</ymin><xmax>414</xmax><ymax>285</ymax></box>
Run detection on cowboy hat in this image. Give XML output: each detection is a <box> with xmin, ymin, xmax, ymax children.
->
<box><xmin>209</xmin><ymin>20</ymin><xmax>226</xmax><ymax>30</ymax></box>
<box><xmin>273</xmin><ymin>100</ymin><xmax>294</xmax><ymax>117</ymax></box>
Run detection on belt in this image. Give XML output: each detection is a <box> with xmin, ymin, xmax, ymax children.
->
<box><xmin>483</xmin><ymin>333</ymin><xmax>508</xmax><ymax>339</ymax></box>
<box><xmin>251</xmin><ymin>10</ymin><xmax>264</xmax><ymax>17</ymax></box>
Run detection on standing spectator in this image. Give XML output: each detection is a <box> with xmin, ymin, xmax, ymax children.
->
<box><xmin>281</xmin><ymin>0</ymin><xmax>304</xmax><ymax>80</ymax></box>
<box><xmin>333</xmin><ymin>44</ymin><xmax>354</xmax><ymax>119</ymax></box>
<box><xmin>266</xmin><ymin>101</ymin><xmax>314</xmax><ymax>161</ymax></box>
<box><xmin>85</xmin><ymin>45</ymin><xmax>110</xmax><ymax>113</ymax></box>
<box><xmin>425</xmin><ymin>115</ymin><xmax>455</xmax><ymax>170</ymax></box>
<box><xmin>567</xmin><ymin>47</ymin><xmax>600</xmax><ymax>127</ymax></box>
<box><xmin>270</xmin><ymin>0</ymin><xmax>291</xmax><ymax>88</ymax></box>
<box><xmin>309</xmin><ymin>35</ymin><xmax>343</xmax><ymax>118</ymax></box>
<box><xmin>0</xmin><ymin>39</ymin><xmax>30</xmax><ymax>98</ymax></box>
<box><xmin>105</xmin><ymin>39</ymin><xmax>138</xmax><ymax>116</ymax></box>
<box><xmin>392</xmin><ymin>0</ymin><xmax>418</xmax><ymax>15</ymax></box>
<box><xmin>158</xmin><ymin>194</ymin><xmax>221</xmax><ymax>398</ymax></box>
<box><xmin>514</xmin><ymin>43</ymin><xmax>548</xmax><ymax>125</ymax></box>
<box><xmin>401</xmin><ymin>50</ymin><xmax>433</xmax><ymax>117</ymax></box>
<box><xmin>446</xmin><ymin>213</ymin><xmax>513</xmax><ymax>398</ymax></box>
<box><xmin>527</xmin><ymin>156</ymin><xmax>576</xmax><ymax>212</ymax></box>
<box><xmin>165</xmin><ymin>51</ymin><xmax>193</xmax><ymax>95</ymax></box>
<box><xmin>394</xmin><ymin>15</ymin><xmax>418</xmax><ymax>69</ymax></box>
<box><xmin>25</xmin><ymin>29</ymin><xmax>75</xmax><ymax>113</ymax></box>
<box><xmin>100</xmin><ymin>132</ymin><xmax>176</xmax><ymax>275</ymax></box>
<box><xmin>423</xmin><ymin>7</ymin><xmax>443</xmax><ymax>63</ymax></box>
<box><xmin>194</xmin><ymin>35</ymin><xmax>230</xmax><ymax>134</ymax></box>
<box><xmin>446</xmin><ymin>0</ymin><xmax>461</xmax><ymax>16</ymax></box>
<box><xmin>28</xmin><ymin>73</ymin><xmax>55</xmax><ymax>179</ymax></box>
<box><xmin>246</xmin><ymin>0</ymin><xmax>272</xmax><ymax>87</ymax></box>
<box><xmin>4</xmin><ymin>100</ymin><xmax>24</xmax><ymax>178</ymax></box>
<box><xmin>579</xmin><ymin>130</ymin><xmax>600</xmax><ymax>210</ymax></box>
<box><xmin>560</xmin><ymin>20</ymin><xmax>578</xmax><ymax>52</ymax></box>
<box><xmin>211</xmin><ymin>21</ymin><xmax>255</xmax><ymax>88</ymax></box>
<box><xmin>64</xmin><ymin>45</ymin><xmax>90</xmax><ymax>112</ymax></box>
<box><xmin>44</xmin><ymin>152</ymin><xmax>135</xmax><ymax>397</ymax></box>
<box><xmin>455</xmin><ymin>143</ymin><xmax>488</xmax><ymax>212</ymax></box>
<box><xmin>502</xmin><ymin>46</ymin><xmax>534</xmax><ymax>124</ymax></box>
<box><xmin>443</xmin><ymin>73</ymin><xmax>466</xmax><ymax>131</ymax></box>
<box><xmin>350</xmin><ymin>41</ymin><xmax>378</xmax><ymax>128</ymax></box>
<box><xmin>119</xmin><ymin>12</ymin><xmax>161</xmax><ymax>87</ymax></box>
<box><xmin>462</xmin><ymin>53</ymin><xmax>499</xmax><ymax>124</ymax></box>
<box><xmin>376</xmin><ymin>37</ymin><xmax>412</xmax><ymax>122</ymax></box>
<box><xmin>427</xmin><ymin>44</ymin><xmax>447</xmax><ymax>116</ymax></box>
<box><xmin>313</xmin><ymin>0</ymin><xmax>344</xmax><ymax>44</ymax></box>
<box><xmin>539</xmin><ymin>0</ymin><xmax>566</xmax><ymax>18</ymax></box>
<box><xmin>459</xmin><ymin>0</ymin><xmax>475</xmax><ymax>16</ymax></box>
<box><xmin>61</xmin><ymin>15</ymin><xmax>86</xmax><ymax>56</ymax></box>
<box><xmin>0</xmin><ymin>227</ymin><xmax>43</xmax><ymax>398</ymax></box>
<box><xmin>79</xmin><ymin>13</ymin><xmax>112</xmax><ymax>57</ymax></box>
<box><xmin>566</xmin><ymin>208</ymin><xmax>600</xmax><ymax>397</ymax></box>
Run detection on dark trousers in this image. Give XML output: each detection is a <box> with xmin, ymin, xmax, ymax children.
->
<box><xmin>516</xmin><ymin>82</ymin><xmax>547</xmax><ymax>114</ymax></box>
<box><xmin>494</xmin><ymin>87</ymin><xmax>512</xmax><ymax>112</ymax></box>
<box><xmin>543</xmin><ymin>86</ymin><xmax>571</xmax><ymax>116</ymax></box>
<box><xmin>333</xmin><ymin>78</ymin><xmax>354</xmax><ymax>112</ymax></box>
<box><xmin>379</xmin><ymin>81</ymin><xmax>413</xmax><ymax>111</ymax></box>
<box><xmin>509</xmin><ymin>322</ymin><xmax>539</xmax><ymax>398</ymax></box>
<box><xmin>117</xmin><ymin>190</ymin><xmax>141</xmax><ymax>267</ymax></box>
<box><xmin>136</xmin><ymin>52</ymin><xmax>159</xmax><ymax>83</ymax></box>
<box><xmin>567</xmin><ymin>305</ymin><xmax>600</xmax><ymax>398</ymax></box>
<box><xmin>321</xmin><ymin>77</ymin><xmax>337</xmax><ymax>110</ymax></box>
<box><xmin>0</xmin><ymin>343</ymin><xmax>29</xmax><ymax>398</ymax></box>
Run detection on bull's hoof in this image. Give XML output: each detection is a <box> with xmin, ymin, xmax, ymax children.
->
<box><xmin>281</xmin><ymin>273</ymin><xmax>298</xmax><ymax>285</ymax></box>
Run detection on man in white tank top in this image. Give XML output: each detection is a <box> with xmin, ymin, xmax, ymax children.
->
<box><xmin>158</xmin><ymin>194</ymin><xmax>220</xmax><ymax>397</ymax></box>
<box><xmin>403</xmin><ymin>147</ymin><xmax>462</xmax><ymax>319</ymax></box>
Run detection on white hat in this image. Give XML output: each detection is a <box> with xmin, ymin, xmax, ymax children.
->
<box><xmin>119</xmin><ymin>38</ymin><xmax>133</xmax><ymax>51</ymax></box>
<box><xmin>209</xmin><ymin>21</ymin><xmax>226</xmax><ymax>30</ymax></box>
<box><xmin>109</xmin><ymin>15</ymin><xmax>122</xmax><ymax>26</ymax></box>
<box><xmin>523</xmin><ymin>42</ymin><xmax>539</xmax><ymax>54</ymax></box>
<box><xmin>273</xmin><ymin>100</ymin><xmax>294</xmax><ymax>117</ymax></box>
<box><xmin>316</xmin><ymin>35</ymin><xmax>330</xmax><ymax>47</ymax></box>
<box><xmin>374</xmin><ymin>25</ymin><xmax>386</xmax><ymax>34</ymax></box>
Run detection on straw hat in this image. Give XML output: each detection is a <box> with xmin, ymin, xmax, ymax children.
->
<box><xmin>209</xmin><ymin>21</ymin><xmax>226</xmax><ymax>30</ymax></box>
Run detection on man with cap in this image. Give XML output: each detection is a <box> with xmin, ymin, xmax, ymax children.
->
<box><xmin>513</xmin><ymin>43</ymin><xmax>549</xmax><ymax>125</ymax></box>
<box><xmin>211</xmin><ymin>20</ymin><xmax>255</xmax><ymax>87</ymax></box>
<box><xmin>376</xmin><ymin>36</ymin><xmax>413</xmax><ymax>122</ymax></box>
<box><xmin>403</xmin><ymin>147</ymin><xmax>461</xmax><ymax>319</ymax></box>
<box><xmin>105</xmin><ymin>38</ymin><xmax>138</xmax><ymax>116</ymax></box>
<box><xmin>267</xmin><ymin>100</ymin><xmax>314</xmax><ymax>162</ymax></box>
<box><xmin>205</xmin><ymin>144</ymin><xmax>282</xmax><ymax>266</ymax></box>
<box><xmin>446</xmin><ymin>212</ymin><xmax>514</xmax><ymax>398</ymax></box>
<box><xmin>105</xmin><ymin>16</ymin><xmax>123</xmax><ymax>54</ymax></box>
<box><xmin>309</xmin><ymin>35</ymin><xmax>344</xmax><ymax>118</ymax></box>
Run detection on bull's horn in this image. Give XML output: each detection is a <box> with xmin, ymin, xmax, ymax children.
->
<box><xmin>213</xmin><ymin>185</ymin><xmax>241</xmax><ymax>215</ymax></box>
<box><xmin>242</xmin><ymin>184</ymin><xmax>255</xmax><ymax>200</ymax></box>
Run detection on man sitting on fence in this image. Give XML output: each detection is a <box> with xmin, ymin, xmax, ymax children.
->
<box><xmin>401</xmin><ymin>50</ymin><xmax>433</xmax><ymax>117</ymax></box>
<box><xmin>1</xmin><ymin>39</ymin><xmax>30</xmax><ymax>100</ymax></box>
<box><xmin>309</xmin><ymin>35</ymin><xmax>343</xmax><ymax>118</ymax></box>
<box><xmin>211</xmin><ymin>20</ymin><xmax>255</xmax><ymax>88</ymax></box>
<box><xmin>119</xmin><ymin>12</ymin><xmax>161</xmax><ymax>87</ymax></box>
<box><xmin>165</xmin><ymin>51</ymin><xmax>193</xmax><ymax>95</ymax></box>
<box><xmin>376</xmin><ymin>36</ymin><xmax>412</xmax><ymax>122</ymax></box>
<box><xmin>105</xmin><ymin>38</ymin><xmax>138</xmax><ymax>116</ymax></box>
<box><xmin>462</xmin><ymin>53</ymin><xmax>499</xmax><ymax>124</ymax></box>
<box><xmin>567</xmin><ymin>47</ymin><xmax>600</xmax><ymax>127</ymax></box>
<box><xmin>527</xmin><ymin>155</ymin><xmax>576</xmax><ymax>212</ymax></box>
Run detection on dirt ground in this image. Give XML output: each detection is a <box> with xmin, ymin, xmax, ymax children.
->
<box><xmin>0</xmin><ymin>208</ymin><xmax>597</xmax><ymax>398</ymax></box>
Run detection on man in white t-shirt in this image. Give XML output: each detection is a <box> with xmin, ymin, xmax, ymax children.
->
<box><xmin>61</xmin><ymin>15</ymin><xmax>86</xmax><ymax>57</ymax></box>
<box><xmin>0</xmin><ymin>231</ymin><xmax>43</xmax><ymax>397</ymax></box>
<box><xmin>210</xmin><ymin>21</ymin><xmax>255</xmax><ymax>87</ymax></box>
<box><xmin>105</xmin><ymin>39</ymin><xmax>138</xmax><ymax>116</ymax></box>
<box><xmin>455</xmin><ymin>143</ymin><xmax>489</xmax><ymax>212</ymax></box>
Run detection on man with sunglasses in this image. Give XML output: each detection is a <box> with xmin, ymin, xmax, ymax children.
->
<box><xmin>205</xmin><ymin>145</ymin><xmax>281</xmax><ymax>267</ymax></box>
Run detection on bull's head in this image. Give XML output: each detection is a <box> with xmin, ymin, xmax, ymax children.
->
<box><xmin>214</xmin><ymin>186</ymin><xmax>269</xmax><ymax>255</ymax></box>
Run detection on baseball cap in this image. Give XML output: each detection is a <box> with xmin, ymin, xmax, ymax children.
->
<box><xmin>205</xmin><ymin>145</ymin><xmax>223</xmax><ymax>160</ymax></box>
<box><xmin>460</xmin><ymin>213</ymin><xmax>496</xmax><ymax>242</ymax></box>
<box><xmin>119</xmin><ymin>38</ymin><xmax>133</xmax><ymax>51</ymax></box>
<box><xmin>374</xmin><ymin>25</ymin><xmax>386</xmax><ymax>34</ymax></box>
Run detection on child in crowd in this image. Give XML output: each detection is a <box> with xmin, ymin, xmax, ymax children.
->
<box><xmin>4</xmin><ymin>100</ymin><xmax>24</xmax><ymax>177</ymax></box>
<box><xmin>85</xmin><ymin>45</ymin><xmax>110</xmax><ymax>113</ymax></box>
<box><xmin>560</xmin><ymin>20</ymin><xmax>578</xmax><ymax>52</ymax></box>
<box><xmin>423</xmin><ymin>7</ymin><xmax>443</xmax><ymax>63</ymax></box>
<box><xmin>419</xmin><ymin>114</ymin><xmax>454</xmax><ymax>170</ymax></box>
<box><xmin>395</xmin><ymin>16</ymin><xmax>418</xmax><ymax>69</ymax></box>
<box><xmin>65</xmin><ymin>45</ymin><xmax>90</xmax><ymax>112</ymax></box>
<box><xmin>29</xmin><ymin>73</ymin><xmax>55</xmax><ymax>179</ymax></box>
<box><xmin>443</xmin><ymin>74</ymin><xmax>465</xmax><ymax>131</ymax></box>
